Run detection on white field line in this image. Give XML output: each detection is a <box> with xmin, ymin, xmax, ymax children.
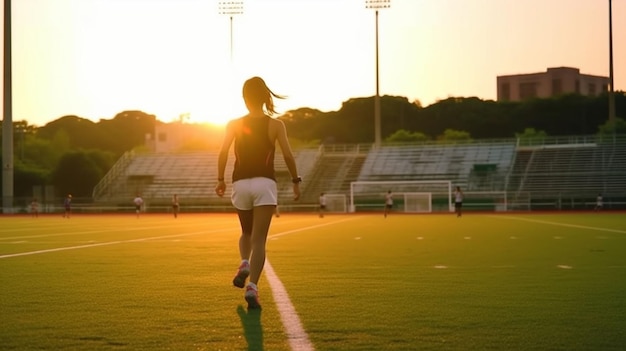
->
<box><xmin>489</xmin><ymin>215</ymin><xmax>626</xmax><ymax>235</ymax></box>
<box><xmin>264</xmin><ymin>260</ymin><xmax>315</xmax><ymax>351</ymax></box>
<box><xmin>0</xmin><ymin>229</ymin><xmax>224</xmax><ymax>259</ymax></box>
<box><xmin>263</xmin><ymin>216</ymin><xmax>361</xmax><ymax>351</ymax></box>
<box><xmin>0</xmin><ymin>223</ymin><xmax>225</xmax><ymax>241</ymax></box>
<box><xmin>269</xmin><ymin>216</ymin><xmax>361</xmax><ymax>239</ymax></box>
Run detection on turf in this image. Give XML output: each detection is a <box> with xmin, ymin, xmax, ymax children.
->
<box><xmin>1</xmin><ymin>212</ymin><xmax>625</xmax><ymax>350</ymax></box>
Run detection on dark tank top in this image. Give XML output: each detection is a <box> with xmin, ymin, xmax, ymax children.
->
<box><xmin>232</xmin><ymin>115</ymin><xmax>276</xmax><ymax>182</ymax></box>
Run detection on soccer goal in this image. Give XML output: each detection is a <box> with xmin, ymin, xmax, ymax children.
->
<box><xmin>404</xmin><ymin>192</ymin><xmax>432</xmax><ymax>213</ymax></box>
<box><xmin>349</xmin><ymin>180</ymin><xmax>453</xmax><ymax>213</ymax></box>
<box><xmin>323</xmin><ymin>194</ymin><xmax>348</xmax><ymax>213</ymax></box>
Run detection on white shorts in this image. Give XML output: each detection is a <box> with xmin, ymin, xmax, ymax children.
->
<box><xmin>231</xmin><ymin>177</ymin><xmax>278</xmax><ymax>210</ymax></box>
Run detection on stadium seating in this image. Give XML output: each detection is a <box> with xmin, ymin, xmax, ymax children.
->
<box><xmin>93</xmin><ymin>149</ymin><xmax>320</xmax><ymax>206</ymax></box>
<box><xmin>357</xmin><ymin>142</ymin><xmax>516</xmax><ymax>191</ymax></box>
<box><xmin>93</xmin><ymin>135</ymin><xmax>626</xmax><ymax>210</ymax></box>
<box><xmin>508</xmin><ymin>138</ymin><xmax>626</xmax><ymax>199</ymax></box>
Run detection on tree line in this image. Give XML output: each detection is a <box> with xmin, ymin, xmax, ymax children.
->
<box><xmin>1</xmin><ymin>92</ymin><xmax>624</xmax><ymax>199</ymax></box>
<box><xmin>281</xmin><ymin>92</ymin><xmax>625</xmax><ymax>144</ymax></box>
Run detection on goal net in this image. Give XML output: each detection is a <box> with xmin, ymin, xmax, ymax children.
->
<box><xmin>323</xmin><ymin>194</ymin><xmax>348</xmax><ymax>213</ymax></box>
<box><xmin>404</xmin><ymin>193</ymin><xmax>432</xmax><ymax>213</ymax></box>
<box><xmin>349</xmin><ymin>180</ymin><xmax>453</xmax><ymax>213</ymax></box>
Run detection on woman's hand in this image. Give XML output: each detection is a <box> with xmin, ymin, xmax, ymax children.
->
<box><xmin>215</xmin><ymin>180</ymin><xmax>226</xmax><ymax>197</ymax></box>
<box><xmin>292</xmin><ymin>183</ymin><xmax>301</xmax><ymax>201</ymax></box>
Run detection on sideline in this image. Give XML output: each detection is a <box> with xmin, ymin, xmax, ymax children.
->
<box><xmin>489</xmin><ymin>215</ymin><xmax>626</xmax><ymax>234</ymax></box>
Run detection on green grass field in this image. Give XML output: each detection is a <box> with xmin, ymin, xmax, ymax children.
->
<box><xmin>1</xmin><ymin>212</ymin><xmax>625</xmax><ymax>350</ymax></box>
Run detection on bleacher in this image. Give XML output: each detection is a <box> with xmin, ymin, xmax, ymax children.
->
<box><xmin>358</xmin><ymin>142</ymin><xmax>516</xmax><ymax>190</ymax></box>
<box><xmin>300</xmin><ymin>144</ymin><xmax>370</xmax><ymax>203</ymax></box>
<box><xmin>93</xmin><ymin>149</ymin><xmax>321</xmax><ymax>206</ymax></box>
<box><xmin>508</xmin><ymin>138</ymin><xmax>626</xmax><ymax>199</ymax></box>
<box><xmin>93</xmin><ymin>135</ymin><xmax>626</xmax><ymax>211</ymax></box>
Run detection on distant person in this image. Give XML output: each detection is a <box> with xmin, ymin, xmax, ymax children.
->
<box><xmin>30</xmin><ymin>198</ymin><xmax>39</xmax><ymax>218</ymax></box>
<box><xmin>319</xmin><ymin>192</ymin><xmax>326</xmax><ymax>218</ymax></box>
<box><xmin>172</xmin><ymin>194</ymin><xmax>180</xmax><ymax>218</ymax></box>
<box><xmin>63</xmin><ymin>194</ymin><xmax>72</xmax><ymax>218</ymax></box>
<box><xmin>595</xmin><ymin>193</ymin><xmax>603</xmax><ymax>211</ymax></box>
<box><xmin>384</xmin><ymin>190</ymin><xmax>393</xmax><ymax>218</ymax></box>
<box><xmin>274</xmin><ymin>201</ymin><xmax>280</xmax><ymax>218</ymax></box>
<box><xmin>133</xmin><ymin>194</ymin><xmax>144</xmax><ymax>218</ymax></box>
<box><xmin>215</xmin><ymin>76</ymin><xmax>301</xmax><ymax>310</ymax></box>
<box><xmin>454</xmin><ymin>186</ymin><xmax>464</xmax><ymax>217</ymax></box>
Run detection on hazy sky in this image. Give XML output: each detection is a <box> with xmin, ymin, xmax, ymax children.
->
<box><xmin>2</xmin><ymin>0</ymin><xmax>625</xmax><ymax>126</ymax></box>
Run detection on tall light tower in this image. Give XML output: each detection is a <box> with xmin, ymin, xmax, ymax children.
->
<box><xmin>366</xmin><ymin>0</ymin><xmax>390</xmax><ymax>147</ymax></box>
<box><xmin>2</xmin><ymin>0</ymin><xmax>13</xmax><ymax>214</ymax></box>
<box><xmin>218</xmin><ymin>1</ymin><xmax>244</xmax><ymax>62</ymax></box>
<box><xmin>608</xmin><ymin>0</ymin><xmax>616</xmax><ymax>129</ymax></box>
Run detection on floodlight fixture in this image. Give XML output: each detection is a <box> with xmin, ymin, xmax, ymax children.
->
<box><xmin>218</xmin><ymin>1</ymin><xmax>244</xmax><ymax>61</ymax></box>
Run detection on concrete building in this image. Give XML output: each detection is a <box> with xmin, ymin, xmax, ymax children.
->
<box><xmin>497</xmin><ymin>67</ymin><xmax>609</xmax><ymax>101</ymax></box>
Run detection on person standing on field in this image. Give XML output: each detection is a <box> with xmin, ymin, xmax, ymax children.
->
<box><xmin>215</xmin><ymin>76</ymin><xmax>301</xmax><ymax>310</ymax></box>
<box><xmin>384</xmin><ymin>190</ymin><xmax>393</xmax><ymax>218</ymax></box>
<box><xmin>172</xmin><ymin>194</ymin><xmax>180</xmax><ymax>218</ymax></box>
<box><xmin>30</xmin><ymin>198</ymin><xmax>39</xmax><ymax>218</ymax></box>
<box><xmin>63</xmin><ymin>194</ymin><xmax>72</xmax><ymax>218</ymax></box>
<box><xmin>133</xmin><ymin>194</ymin><xmax>144</xmax><ymax>218</ymax></box>
<box><xmin>594</xmin><ymin>193</ymin><xmax>603</xmax><ymax>211</ymax></box>
<box><xmin>454</xmin><ymin>186</ymin><xmax>464</xmax><ymax>217</ymax></box>
<box><xmin>319</xmin><ymin>192</ymin><xmax>327</xmax><ymax>218</ymax></box>
<box><xmin>274</xmin><ymin>201</ymin><xmax>280</xmax><ymax>218</ymax></box>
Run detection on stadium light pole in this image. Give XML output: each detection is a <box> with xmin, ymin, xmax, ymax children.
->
<box><xmin>608</xmin><ymin>0</ymin><xmax>616</xmax><ymax>131</ymax></box>
<box><xmin>2</xmin><ymin>0</ymin><xmax>14</xmax><ymax>214</ymax></box>
<box><xmin>366</xmin><ymin>0</ymin><xmax>390</xmax><ymax>148</ymax></box>
<box><xmin>218</xmin><ymin>1</ymin><xmax>244</xmax><ymax>62</ymax></box>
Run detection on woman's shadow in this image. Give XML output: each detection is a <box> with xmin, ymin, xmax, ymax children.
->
<box><xmin>237</xmin><ymin>305</ymin><xmax>263</xmax><ymax>351</ymax></box>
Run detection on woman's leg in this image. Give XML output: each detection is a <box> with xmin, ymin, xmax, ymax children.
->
<box><xmin>248</xmin><ymin>205</ymin><xmax>275</xmax><ymax>285</ymax></box>
<box><xmin>236</xmin><ymin>209</ymin><xmax>253</xmax><ymax>260</ymax></box>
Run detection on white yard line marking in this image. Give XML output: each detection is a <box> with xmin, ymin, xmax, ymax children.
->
<box><xmin>0</xmin><ymin>229</ymin><xmax>220</xmax><ymax>259</ymax></box>
<box><xmin>264</xmin><ymin>260</ymin><xmax>315</xmax><ymax>351</ymax></box>
<box><xmin>269</xmin><ymin>216</ymin><xmax>361</xmax><ymax>239</ymax></box>
<box><xmin>263</xmin><ymin>216</ymin><xmax>362</xmax><ymax>351</ymax></box>
<box><xmin>0</xmin><ymin>224</ymin><xmax>210</xmax><ymax>241</ymax></box>
<box><xmin>489</xmin><ymin>215</ymin><xmax>626</xmax><ymax>234</ymax></box>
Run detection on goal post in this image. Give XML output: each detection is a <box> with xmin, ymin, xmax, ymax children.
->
<box><xmin>349</xmin><ymin>180</ymin><xmax>453</xmax><ymax>213</ymax></box>
<box><xmin>323</xmin><ymin>194</ymin><xmax>348</xmax><ymax>213</ymax></box>
<box><xmin>404</xmin><ymin>192</ymin><xmax>432</xmax><ymax>213</ymax></box>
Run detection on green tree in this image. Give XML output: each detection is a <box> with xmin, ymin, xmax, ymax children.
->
<box><xmin>98</xmin><ymin>111</ymin><xmax>158</xmax><ymax>155</ymax></box>
<box><xmin>385</xmin><ymin>129</ymin><xmax>429</xmax><ymax>143</ymax></box>
<box><xmin>50</xmin><ymin>151</ymin><xmax>110</xmax><ymax>198</ymax></box>
<box><xmin>438</xmin><ymin>129</ymin><xmax>472</xmax><ymax>142</ymax></box>
<box><xmin>21</xmin><ymin>136</ymin><xmax>62</xmax><ymax>170</ymax></box>
<box><xmin>515</xmin><ymin>128</ymin><xmax>548</xmax><ymax>146</ymax></box>
<box><xmin>515</xmin><ymin>127</ymin><xmax>547</xmax><ymax>139</ymax></box>
<box><xmin>597</xmin><ymin>117</ymin><xmax>626</xmax><ymax>136</ymax></box>
<box><xmin>13</xmin><ymin>163</ymin><xmax>48</xmax><ymax>198</ymax></box>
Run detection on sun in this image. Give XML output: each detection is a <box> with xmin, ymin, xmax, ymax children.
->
<box><xmin>146</xmin><ymin>75</ymin><xmax>247</xmax><ymax>126</ymax></box>
<box><xmin>184</xmin><ymin>96</ymin><xmax>247</xmax><ymax>126</ymax></box>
